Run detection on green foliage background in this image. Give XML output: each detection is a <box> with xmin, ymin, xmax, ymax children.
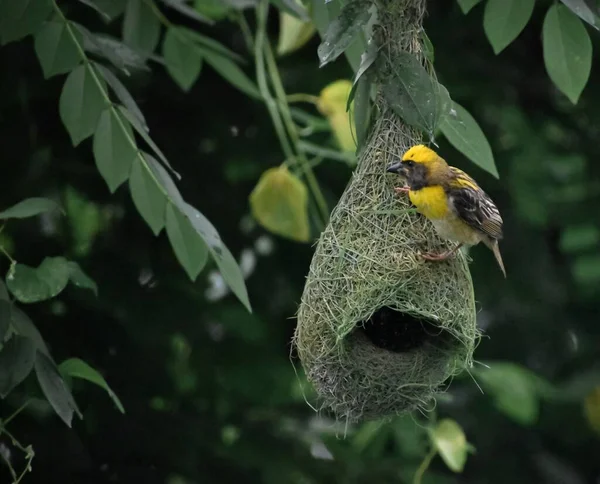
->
<box><xmin>1</xmin><ymin>0</ymin><xmax>600</xmax><ymax>482</ymax></box>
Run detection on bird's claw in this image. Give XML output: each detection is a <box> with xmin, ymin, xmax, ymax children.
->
<box><xmin>420</xmin><ymin>242</ymin><xmax>464</xmax><ymax>261</ymax></box>
<box><xmin>420</xmin><ymin>250</ymin><xmax>454</xmax><ymax>261</ymax></box>
<box><xmin>394</xmin><ymin>186</ymin><xmax>410</xmax><ymax>195</ymax></box>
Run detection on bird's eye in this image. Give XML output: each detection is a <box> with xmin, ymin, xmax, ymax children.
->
<box><xmin>405</xmin><ymin>160</ymin><xmax>414</xmax><ymax>167</ymax></box>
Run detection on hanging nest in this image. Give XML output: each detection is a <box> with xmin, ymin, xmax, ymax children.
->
<box><xmin>294</xmin><ymin>0</ymin><xmax>479</xmax><ymax>422</ymax></box>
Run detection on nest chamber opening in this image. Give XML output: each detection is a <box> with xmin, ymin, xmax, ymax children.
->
<box><xmin>359</xmin><ymin>306</ymin><xmax>451</xmax><ymax>353</ymax></box>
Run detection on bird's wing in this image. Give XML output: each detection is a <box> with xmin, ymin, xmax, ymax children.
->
<box><xmin>446</xmin><ymin>167</ymin><xmax>503</xmax><ymax>240</ymax></box>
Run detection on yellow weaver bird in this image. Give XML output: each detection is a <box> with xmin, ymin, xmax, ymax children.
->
<box><xmin>386</xmin><ymin>144</ymin><xmax>506</xmax><ymax>277</ymax></box>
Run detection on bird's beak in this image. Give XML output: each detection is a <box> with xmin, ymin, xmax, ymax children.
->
<box><xmin>386</xmin><ymin>161</ymin><xmax>405</xmax><ymax>175</ymax></box>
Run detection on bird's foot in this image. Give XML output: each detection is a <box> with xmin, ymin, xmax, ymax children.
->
<box><xmin>394</xmin><ymin>186</ymin><xmax>410</xmax><ymax>195</ymax></box>
<box><xmin>420</xmin><ymin>244</ymin><xmax>463</xmax><ymax>262</ymax></box>
<box><xmin>420</xmin><ymin>251</ymin><xmax>453</xmax><ymax>261</ymax></box>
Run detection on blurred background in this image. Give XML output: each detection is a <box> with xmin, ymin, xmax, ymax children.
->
<box><xmin>0</xmin><ymin>0</ymin><xmax>599</xmax><ymax>482</ymax></box>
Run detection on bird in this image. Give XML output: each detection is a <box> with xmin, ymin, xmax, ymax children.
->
<box><xmin>386</xmin><ymin>144</ymin><xmax>506</xmax><ymax>277</ymax></box>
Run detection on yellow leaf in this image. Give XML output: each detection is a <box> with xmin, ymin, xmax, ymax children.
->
<box><xmin>317</xmin><ymin>80</ymin><xmax>357</xmax><ymax>152</ymax></box>
<box><xmin>329</xmin><ymin>112</ymin><xmax>357</xmax><ymax>152</ymax></box>
<box><xmin>430</xmin><ymin>419</ymin><xmax>470</xmax><ymax>473</ymax></box>
<box><xmin>249</xmin><ymin>165</ymin><xmax>310</xmax><ymax>243</ymax></box>
<box><xmin>317</xmin><ymin>79</ymin><xmax>353</xmax><ymax>116</ymax></box>
<box><xmin>277</xmin><ymin>9</ymin><xmax>316</xmax><ymax>56</ymax></box>
<box><xmin>584</xmin><ymin>386</ymin><xmax>600</xmax><ymax>435</ymax></box>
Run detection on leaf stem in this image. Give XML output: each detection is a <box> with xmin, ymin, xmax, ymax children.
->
<box><xmin>254</xmin><ymin>0</ymin><xmax>295</xmax><ymax>162</ymax></box>
<box><xmin>263</xmin><ymin>42</ymin><xmax>329</xmax><ymax>226</ymax></box>
<box><xmin>4</xmin><ymin>429</ymin><xmax>35</xmax><ymax>484</ymax></box>
<box><xmin>286</xmin><ymin>93</ymin><xmax>320</xmax><ymax>105</ymax></box>
<box><xmin>0</xmin><ymin>245</ymin><xmax>15</xmax><ymax>264</ymax></box>
<box><xmin>0</xmin><ymin>450</ymin><xmax>17</xmax><ymax>480</ymax></box>
<box><xmin>1</xmin><ymin>400</ymin><xmax>30</xmax><ymax>429</ymax></box>
<box><xmin>413</xmin><ymin>446</ymin><xmax>437</xmax><ymax>484</ymax></box>
<box><xmin>237</xmin><ymin>12</ymin><xmax>255</xmax><ymax>53</ymax></box>
<box><xmin>144</xmin><ymin>0</ymin><xmax>174</xmax><ymax>28</ymax></box>
<box><xmin>0</xmin><ymin>402</ymin><xmax>34</xmax><ymax>484</ymax></box>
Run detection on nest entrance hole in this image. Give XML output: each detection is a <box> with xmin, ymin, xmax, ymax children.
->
<box><xmin>357</xmin><ymin>306</ymin><xmax>450</xmax><ymax>353</ymax></box>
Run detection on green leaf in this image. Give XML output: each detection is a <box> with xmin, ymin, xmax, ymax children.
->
<box><xmin>77</xmin><ymin>0</ymin><xmax>127</xmax><ymax>22</ymax></box>
<box><xmin>165</xmin><ymin>203</ymin><xmax>209</xmax><ymax>281</ymax></box>
<box><xmin>310</xmin><ymin>0</ymin><xmax>365</xmax><ymax>72</ymax></box>
<box><xmin>0</xmin><ymin>0</ymin><xmax>52</xmax><ymax>45</ymax></box>
<box><xmin>457</xmin><ymin>0</ymin><xmax>482</xmax><ymax>15</ymax></box>
<box><xmin>119</xmin><ymin>106</ymin><xmax>180</xmax><ymax>179</ymax></box>
<box><xmin>67</xmin><ymin>261</ymin><xmax>98</xmax><ymax>296</ymax></box>
<box><xmin>435</xmin><ymin>82</ymin><xmax>452</xmax><ymax>128</ymax></box>
<box><xmin>421</xmin><ymin>31</ymin><xmax>435</xmax><ymax>64</ymax></box>
<box><xmin>0</xmin><ymin>197</ymin><xmax>62</xmax><ymax>219</ymax></box>
<box><xmin>129</xmin><ymin>157</ymin><xmax>167</xmax><ymax>235</ymax></box>
<box><xmin>0</xmin><ymin>335</ymin><xmax>36</xmax><ymax>398</ymax></box>
<box><xmin>277</xmin><ymin>6</ymin><xmax>316</xmax><ymax>56</ymax></box>
<box><xmin>194</xmin><ymin>0</ymin><xmax>237</xmax><ymax>19</ymax></box>
<box><xmin>181</xmin><ymin>203</ymin><xmax>252</xmax><ymax>312</ymax></box>
<box><xmin>317</xmin><ymin>0</ymin><xmax>372</xmax><ymax>67</ymax></box>
<box><xmin>543</xmin><ymin>4</ymin><xmax>592</xmax><ymax>104</ymax></box>
<box><xmin>311</xmin><ymin>0</ymin><xmax>330</xmax><ymax>34</ymax></box>
<box><xmin>347</xmin><ymin>39</ymin><xmax>377</xmax><ymax>111</ymax></box>
<box><xmin>353</xmin><ymin>75</ymin><xmax>371</xmax><ymax>150</ymax></box>
<box><xmin>34</xmin><ymin>20</ymin><xmax>83</xmax><ymax>78</ymax></box>
<box><xmin>59</xmin><ymin>64</ymin><xmax>107</xmax><ymax>146</ymax></box>
<box><xmin>64</xmin><ymin>186</ymin><xmax>105</xmax><ymax>258</ymax></box>
<box><xmin>560</xmin><ymin>224</ymin><xmax>600</xmax><ymax>253</ymax></box>
<box><xmin>163</xmin><ymin>27</ymin><xmax>203</xmax><ymax>91</ymax></box>
<box><xmin>560</xmin><ymin>0</ymin><xmax>600</xmax><ymax>29</ymax></box>
<box><xmin>270</xmin><ymin>0</ymin><xmax>310</xmax><ymax>21</ymax></box>
<box><xmin>474</xmin><ymin>362</ymin><xmax>540</xmax><ymax>425</ymax></box>
<box><xmin>84</xmin><ymin>34</ymin><xmax>149</xmax><ymax>72</ymax></box>
<box><xmin>430</xmin><ymin>419</ymin><xmax>469</xmax><ymax>473</ymax></box>
<box><xmin>440</xmin><ymin>101</ymin><xmax>498</xmax><ymax>178</ymax></box>
<box><xmin>181</xmin><ymin>28</ymin><xmax>245</xmax><ymax>63</ymax></box>
<box><xmin>6</xmin><ymin>257</ymin><xmax>71</xmax><ymax>304</ymax></box>
<box><xmin>391</xmin><ymin>416</ymin><xmax>429</xmax><ymax>459</ymax></box>
<box><xmin>483</xmin><ymin>0</ymin><xmax>535</xmax><ymax>54</ymax></box>
<box><xmin>10</xmin><ymin>307</ymin><xmax>50</xmax><ymax>356</ymax></box>
<box><xmin>95</xmin><ymin>63</ymin><xmax>148</xmax><ymax>132</ymax></box>
<box><xmin>0</xmin><ymin>280</ymin><xmax>8</xmax><ymax>301</ymax></box>
<box><xmin>59</xmin><ymin>358</ymin><xmax>125</xmax><ymax>413</ymax></box>
<box><xmin>75</xmin><ymin>24</ymin><xmax>148</xmax><ymax>74</ymax></box>
<box><xmin>0</xmin><ymin>300</ymin><xmax>10</xmax><ymax>342</ymax></box>
<box><xmin>382</xmin><ymin>51</ymin><xmax>444</xmax><ymax>137</ymax></box>
<box><xmin>144</xmin><ymin>153</ymin><xmax>185</xmax><ymax>204</ymax></box>
<box><xmin>161</xmin><ymin>0</ymin><xmax>214</xmax><ymax>25</ymax></box>
<box><xmin>35</xmin><ymin>351</ymin><xmax>81</xmax><ymax>427</ymax></box>
<box><xmin>571</xmin><ymin>253</ymin><xmax>600</xmax><ymax>284</ymax></box>
<box><xmin>249</xmin><ymin>165</ymin><xmax>311</xmax><ymax>243</ymax></box>
<box><xmin>200</xmin><ymin>49</ymin><xmax>261</xmax><ymax>99</ymax></box>
<box><xmin>93</xmin><ymin>108</ymin><xmax>137</xmax><ymax>193</ymax></box>
<box><xmin>123</xmin><ymin>0</ymin><xmax>161</xmax><ymax>54</ymax></box>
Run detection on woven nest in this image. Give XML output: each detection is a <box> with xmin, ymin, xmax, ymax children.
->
<box><xmin>293</xmin><ymin>0</ymin><xmax>478</xmax><ymax>422</ymax></box>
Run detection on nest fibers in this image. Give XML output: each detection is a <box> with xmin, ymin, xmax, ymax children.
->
<box><xmin>294</xmin><ymin>0</ymin><xmax>478</xmax><ymax>422</ymax></box>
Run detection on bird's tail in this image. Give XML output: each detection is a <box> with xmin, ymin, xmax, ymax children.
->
<box><xmin>488</xmin><ymin>240</ymin><xmax>506</xmax><ymax>278</ymax></box>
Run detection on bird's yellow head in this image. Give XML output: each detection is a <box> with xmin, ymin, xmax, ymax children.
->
<box><xmin>386</xmin><ymin>145</ymin><xmax>448</xmax><ymax>189</ymax></box>
<box><xmin>401</xmin><ymin>145</ymin><xmax>442</xmax><ymax>164</ymax></box>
